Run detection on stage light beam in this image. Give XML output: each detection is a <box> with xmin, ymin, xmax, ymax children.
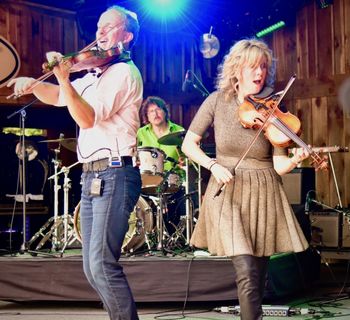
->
<box><xmin>141</xmin><ymin>0</ymin><xmax>187</xmax><ymax>20</ymax></box>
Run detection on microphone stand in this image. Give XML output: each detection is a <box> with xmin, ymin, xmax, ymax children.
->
<box><xmin>185</xmin><ymin>70</ymin><xmax>210</xmax><ymax>97</ymax></box>
<box><xmin>7</xmin><ymin>99</ymin><xmax>38</xmax><ymax>253</ymax></box>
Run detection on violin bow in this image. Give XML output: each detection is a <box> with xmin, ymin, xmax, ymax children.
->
<box><xmin>213</xmin><ymin>74</ymin><xmax>297</xmax><ymax>198</ymax></box>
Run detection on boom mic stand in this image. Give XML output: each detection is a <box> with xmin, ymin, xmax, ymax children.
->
<box><xmin>183</xmin><ymin>70</ymin><xmax>210</xmax><ymax>98</ymax></box>
<box><xmin>7</xmin><ymin>99</ymin><xmax>38</xmax><ymax>254</ymax></box>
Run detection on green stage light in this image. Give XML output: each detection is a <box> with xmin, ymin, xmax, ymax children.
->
<box><xmin>256</xmin><ymin>21</ymin><xmax>286</xmax><ymax>38</ymax></box>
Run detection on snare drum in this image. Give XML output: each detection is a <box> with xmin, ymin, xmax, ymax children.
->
<box><xmin>137</xmin><ymin>147</ymin><xmax>166</xmax><ymax>194</ymax></box>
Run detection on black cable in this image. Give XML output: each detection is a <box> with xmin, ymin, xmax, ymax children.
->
<box><xmin>154</xmin><ymin>256</ymin><xmax>195</xmax><ymax>320</ymax></box>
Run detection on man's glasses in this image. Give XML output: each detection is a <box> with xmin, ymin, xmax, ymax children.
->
<box><xmin>147</xmin><ymin>108</ymin><xmax>163</xmax><ymax>115</ymax></box>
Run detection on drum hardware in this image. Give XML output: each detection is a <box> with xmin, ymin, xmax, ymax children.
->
<box><xmin>150</xmin><ymin>184</ymin><xmax>170</xmax><ymax>251</ymax></box>
<box><xmin>157</xmin><ymin>130</ymin><xmax>187</xmax><ymax>146</ymax></box>
<box><xmin>137</xmin><ymin>146</ymin><xmax>166</xmax><ymax>194</ymax></box>
<box><xmin>156</xmin><ymin>131</ymin><xmax>206</xmax><ymax>245</ymax></box>
<box><xmin>157</xmin><ymin>130</ymin><xmax>209</xmax><ymax>146</ymax></box>
<box><xmin>39</xmin><ymin>137</ymin><xmax>77</xmax><ymax>153</ymax></box>
<box><xmin>183</xmin><ymin>157</ymin><xmax>193</xmax><ymax>244</ymax></box>
<box><xmin>165</xmin><ymin>217</ymin><xmax>187</xmax><ymax>249</ymax></box>
<box><xmin>27</xmin><ymin>156</ymin><xmax>80</xmax><ymax>254</ymax></box>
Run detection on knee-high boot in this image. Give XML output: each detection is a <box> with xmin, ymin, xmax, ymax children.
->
<box><xmin>232</xmin><ymin>255</ymin><xmax>269</xmax><ymax>320</ymax></box>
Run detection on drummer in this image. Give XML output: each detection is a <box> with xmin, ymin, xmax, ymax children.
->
<box><xmin>137</xmin><ymin>96</ymin><xmax>185</xmax><ymax>176</ymax></box>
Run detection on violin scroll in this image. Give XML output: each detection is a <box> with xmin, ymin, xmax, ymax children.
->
<box><xmin>310</xmin><ymin>153</ymin><xmax>328</xmax><ymax>171</ymax></box>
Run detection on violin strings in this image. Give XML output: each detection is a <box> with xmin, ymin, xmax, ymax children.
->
<box><xmin>270</xmin><ymin>116</ymin><xmax>324</xmax><ymax>165</ymax></box>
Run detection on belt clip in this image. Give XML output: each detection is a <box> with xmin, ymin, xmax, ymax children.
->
<box><xmin>109</xmin><ymin>156</ymin><xmax>123</xmax><ymax>168</ymax></box>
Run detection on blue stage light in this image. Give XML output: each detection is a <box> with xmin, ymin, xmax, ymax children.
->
<box><xmin>141</xmin><ymin>0</ymin><xmax>187</xmax><ymax>20</ymax></box>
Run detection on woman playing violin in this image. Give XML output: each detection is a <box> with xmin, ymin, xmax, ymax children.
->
<box><xmin>8</xmin><ymin>6</ymin><xmax>142</xmax><ymax>320</ymax></box>
<box><xmin>182</xmin><ymin>39</ymin><xmax>309</xmax><ymax>320</ymax></box>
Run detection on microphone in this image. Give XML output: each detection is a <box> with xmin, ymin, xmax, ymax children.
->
<box><xmin>304</xmin><ymin>191</ymin><xmax>315</xmax><ymax>214</ymax></box>
<box><xmin>305</xmin><ymin>195</ymin><xmax>310</xmax><ymax>213</ymax></box>
<box><xmin>182</xmin><ymin>70</ymin><xmax>192</xmax><ymax>92</ymax></box>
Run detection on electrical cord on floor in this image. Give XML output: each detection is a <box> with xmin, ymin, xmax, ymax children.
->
<box><xmin>153</xmin><ymin>256</ymin><xmax>212</xmax><ymax>320</ymax></box>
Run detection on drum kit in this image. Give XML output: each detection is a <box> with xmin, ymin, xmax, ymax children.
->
<box><xmin>27</xmin><ymin>130</ymin><xmax>201</xmax><ymax>255</ymax></box>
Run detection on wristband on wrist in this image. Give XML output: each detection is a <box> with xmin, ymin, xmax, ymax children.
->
<box><xmin>206</xmin><ymin>158</ymin><xmax>217</xmax><ymax>170</ymax></box>
<box><xmin>208</xmin><ymin>160</ymin><xmax>218</xmax><ymax>171</ymax></box>
<box><xmin>209</xmin><ymin>162</ymin><xmax>218</xmax><ymax>171</ymax></box>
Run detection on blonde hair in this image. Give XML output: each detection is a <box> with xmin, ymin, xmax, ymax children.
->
<box><xmin>216</xmin><ymin>38</ymin><xmax>275</xmax><ymax>101</ymax></box>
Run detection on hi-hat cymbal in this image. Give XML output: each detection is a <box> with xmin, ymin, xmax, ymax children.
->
<box><xmin>39</xmin><ymin>138</ymin><xmax>77</xmax><ymax>152</ymax></box>
<box><xmin>158</xmin><ymin>131</ymin><xmax>186</xmax><ymax>146</ymax></box>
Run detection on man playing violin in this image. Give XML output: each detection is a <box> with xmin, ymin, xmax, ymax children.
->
<box><xmin>182</xmin><ymin>39</ymin><xmax>310</xmax><ymax>320</ymax></box>
<box><xmin>8</xmin><ymin>5</ymin><xmax>142</xmax><ymax>320</ymax></box>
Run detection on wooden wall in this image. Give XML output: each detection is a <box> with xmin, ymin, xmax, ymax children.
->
<box><xmin>0</xmin><ymin>0</ymin><xmax>86</xmax><ymax>110</ymax></box>
<box><xmin>0</xmin><ymin>0</ymin><xmax>349</xmax><ymax>208</ymax></box>
<box><xmin>272</xmin><ymin>0</ymin><xmax>350</xmax><ymax>208</ymax></box>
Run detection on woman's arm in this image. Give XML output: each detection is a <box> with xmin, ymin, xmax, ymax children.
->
<box><xmin>273</xmin><ymin>147</ymin><xmax>309</xmax><ymax>175</ymax></box>
<box><xmin>182</xmin><ymin>130</ymin><xmax>233</xmax><ymax>184</ymax></box>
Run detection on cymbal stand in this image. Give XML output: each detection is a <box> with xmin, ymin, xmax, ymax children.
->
<box><xmin>184</xmin><ymin>157</ymin><xmax>193</xmax><ymax>244</ymax></box>
<box><xmin>189</xmin><ymin>159</ymin><xmax>202</xmax><ymax>212</ymax></box>
<box><xmin>50</xmin><ymin>161</ymin><xmax>80</xmax><ymax>253</ymax></box>
<box><xmin>51</xmin><ymin>148</ymin><xmax>62</xmax><ymax>250</ymax></box>
<box><xmin>156</xmin><ymin>192</ymin><xmax>165</xmax><ymax>251</ymax></box>
<box><xmin>58</xmin><ymin>162</ymin><xmax>81</xmax><ymax>252</ymax></box>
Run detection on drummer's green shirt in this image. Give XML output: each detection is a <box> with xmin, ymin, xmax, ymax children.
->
<box><xmin>137</xmin><ymin>121</ymin><xmax>185</xmax><ymax>172</ymax></box>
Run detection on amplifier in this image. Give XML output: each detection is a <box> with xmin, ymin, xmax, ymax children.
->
<box><xmin>281</xmin><ymin>168</ymin><xmax>315</xmax><ymax>205</ymax></box>
<box><xmin>310</xmin><ymin>211</ymin><xmax>350</xmax><ymax>248</ymax></box>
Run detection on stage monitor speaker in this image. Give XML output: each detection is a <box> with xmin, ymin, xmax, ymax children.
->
<box><xmin>281</xmin><ymin>168</ymin><xmax>315</xmax><ymax>205</ymax></box>
<box><xmin>310</xmin><ymin>211</ymin><xmax>350</xmax><ymax>248</ymax></box>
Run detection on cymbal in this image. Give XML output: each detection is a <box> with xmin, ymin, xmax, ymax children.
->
<box><xmin>39</xmin><ymin>138</ymin><xmax>77</xmax><ymax>152</ymax></box>
<box><xmin>158</xmin><ymin>131</ymin><xmax>186</xmax><ymax>146</ymax></box>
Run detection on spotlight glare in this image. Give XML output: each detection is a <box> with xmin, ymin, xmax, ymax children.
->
<box><xmin>141</xmin><ymin>0</ymin><xmax>187</xmax><ymax>20</ymax></box>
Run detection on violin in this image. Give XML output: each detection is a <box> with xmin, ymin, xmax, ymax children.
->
<box><xmin>7</xmin><ymin>25</ymin><xmax>125</xmax><ymax>100</ymax></box>
<box><xmin>42</xmin><ymin>44</ymin><xmax>125</xmax><ymax>73</ymax></box>
<box><xmin>213</xmin><ymin>75</ymin><xmax>327</xmax><ymax>199</ymax></box>
<box><xmin>238</xmin><ymin>92</ymin><xmax>328</xmax><ymax>171</ymax></box>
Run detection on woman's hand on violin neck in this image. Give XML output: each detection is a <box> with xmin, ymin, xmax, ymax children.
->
<box><xmin>210</xmin><ymin>163</ymin><xmax>233</xmax><ymax>185</ymax></box>
<box><xmin>7</xmin><ymin>77</ymin><xmax>36</xmax><ymax>96</ymax></box>
<box><xmin>289</xmin><ymin>147</ymin><xmax>310</xmax><ymax>166</ymax></box>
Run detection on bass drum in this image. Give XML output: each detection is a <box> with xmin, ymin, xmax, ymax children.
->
<box><xmin>73</xmin><ymin>196</ymin><xmax>153</xmax><ymax>252</ymax></box>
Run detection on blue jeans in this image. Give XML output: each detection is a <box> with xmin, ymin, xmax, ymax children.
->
<box><xmin>80</xmin><ymin>164</ymin><xmax>141</xmax><ymax>320</ymax></box>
